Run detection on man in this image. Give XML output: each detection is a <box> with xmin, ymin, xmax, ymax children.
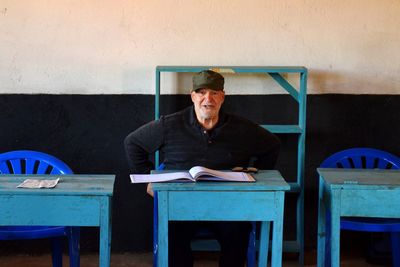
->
<box><xmin>125</xmin><ymin>70</ymin><xmax>280</xmax><ymax>267</ymax></box>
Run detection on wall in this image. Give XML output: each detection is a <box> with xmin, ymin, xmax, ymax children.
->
<box><xmin>1</xmin><ymin>0</ymin><xmax>399</xmax><ymax>94</ymax></box>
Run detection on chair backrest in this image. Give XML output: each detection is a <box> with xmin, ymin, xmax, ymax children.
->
<box><xmin>320</xmin><ymin>148</ymin><xmax>400</xmax><ymax>170</ymax></box>
<box><xmin>0</xmin><ymin>150</ymin><xmax>73</xmax><ymax>174</ymax></box>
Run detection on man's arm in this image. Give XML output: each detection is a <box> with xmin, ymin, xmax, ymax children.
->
<box><xmin>253</xmin><ymin>127</ymin><xmax>281</xmax><ymax>170</ymax></box>
<box><xmin>254</xmin><ymin>140</ymin><xmax>281</xmax><ymax>169</ymax></box>
<box><xmin>124</xmin><ymin>119</ymin><xmax>164</xmax><ymax>174</ymax></box>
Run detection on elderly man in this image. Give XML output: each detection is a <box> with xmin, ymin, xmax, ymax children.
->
<box><xmin>125</xmin><ymin>70</ymin><xmax>280</xmax><ymax>267</ymax></box>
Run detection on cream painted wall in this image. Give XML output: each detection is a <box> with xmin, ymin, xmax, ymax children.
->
<box><xmin>1</xmin><ymin>0</ymin><xmax>399</xmax><ymax>94</ymax></box>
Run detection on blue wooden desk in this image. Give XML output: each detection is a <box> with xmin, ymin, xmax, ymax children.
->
<box><xmin>0</xmin><ymin>174</ymin><xmax>115</xmax><ymax>267</ymax></box>
<box><xmin>152</xmin><ymin>170</ymin><xmax>290</xmax><ymax>267</ymax></box>
<box><xmin>317</xmin><ymin>168</ymin><xmax>400</xmax><ymax>267</ymax></box>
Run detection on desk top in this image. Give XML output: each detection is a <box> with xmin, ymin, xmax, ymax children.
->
<box><xmin>151</xmin><ymin>170</ymin><xmax>289</xmax><ymax>191</ymax></box>
<box><xmin>317</xmin><ymin>168</ymin><xmax>400</xmax><ymax>190</ymax></box>
<box><xmin>0</xmin><ymin>174</ymin><xmax>115</xmax><ymax>196</ymax></box>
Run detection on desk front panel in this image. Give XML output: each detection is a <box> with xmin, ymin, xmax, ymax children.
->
<box><xmin>168</xmin><ymin>191</ymin><xmax>283</xmax><ymax>221</ymax></box>
<box><xmin>0</xmin><ymin>195</ymin><xmax>102</xmax><ymax>226</ymax></box>
<box><xmin>339</xmin><ymin>189</ymin><xmax>400</xmax><ymax>218</ymax></box>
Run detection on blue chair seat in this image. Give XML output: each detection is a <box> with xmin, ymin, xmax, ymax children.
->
<box><xmin>341</xmin><ymin>218</ymin><xmax>400</xmax><ymax>232</ymax></box>
<box><xmin>0</xmin><ymin>226</ymin><xmax>70</xmax><ymax>240</ymax></box>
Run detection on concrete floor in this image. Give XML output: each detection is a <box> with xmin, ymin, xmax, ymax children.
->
<box><xmin>0</xmin><ymin>251</ymin><xmax>383</xmax><ymax>267</ymax></box>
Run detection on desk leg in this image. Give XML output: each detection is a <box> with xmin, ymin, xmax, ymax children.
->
<box><xmin>330</xmin><ymin>191</ymin><xmax>341</xmax><ymax>267</ymax></box>
<box><xmin>317</xmin><ymin>177</ymin><xmax>326</xmax><ymax>267</ymax></box>
<box><xmin>157</xmin><ymin>192</ymin><xmax>169</xmax><ymax>267</ymax></box>
<box><xmin>99</xmin><ymin>197</ymin><xmax>112</xmax><ymax>267</ymax></box>
<box><xmin>258</xmin><ymin>221</ymin><xmax>270</xmax><ymax>267</ymax></box>
<box><xmin>270</xmin><ymin>192</ymin><xmax>285</xmax><ymax>267</ymax></box>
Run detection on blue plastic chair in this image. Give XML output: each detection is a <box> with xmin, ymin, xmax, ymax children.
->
<box><xmin>0</xmin><ymin>150</ymin><xmax>80</xmax><ymax>267</ymax></box>
<box><xmin>320</xmin><ymin>147</ymin><xmax>400</xmax><ymax>267</ymax></box>
<box><xmin>152</xmin><ymin>163</ymin><xmax>257</xmax><ymax>267</ymax></box>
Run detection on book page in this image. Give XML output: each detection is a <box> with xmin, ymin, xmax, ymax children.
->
<box><xmin>130</xmin><ymin>172</ymin><xmax>194</xmax><ymax>183</ymax></box>
<box><xmin>189</xmin><ymin>166</ymin><xmax>255</xmax><ymax>182</ymax></box>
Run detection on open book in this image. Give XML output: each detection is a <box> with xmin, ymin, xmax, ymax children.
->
<box><xmin>130</xmin><ymin>166</ymin><xmax>255</xmax><ymax>183</ymax></box>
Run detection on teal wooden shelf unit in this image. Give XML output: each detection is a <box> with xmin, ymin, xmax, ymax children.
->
<box><xmin>154</xmin><ymin>66</ymin><xmax>308</xmax><ymax>263</ymax></box>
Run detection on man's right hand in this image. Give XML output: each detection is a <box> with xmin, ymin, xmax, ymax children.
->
<box><xmin>146</xmin><ymin>183</ymin><xmax>154</xmax><ymax>197</ymax></box>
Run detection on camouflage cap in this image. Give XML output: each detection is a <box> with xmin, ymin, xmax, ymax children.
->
<box><xmin>192</xmin><ymin>70</ymin><xmax>224</xmax><ymax>92</ymax></box>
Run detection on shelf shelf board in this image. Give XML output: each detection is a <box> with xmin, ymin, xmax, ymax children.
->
<box><xmin>260</xmin><ymin>125</ymin><xmax>303</xmax><ymax>134</ymax></box>
<box><xmin>156</xmin><ymin>66</ymin><xmax>307</xmax><ymax>74</ymax></box>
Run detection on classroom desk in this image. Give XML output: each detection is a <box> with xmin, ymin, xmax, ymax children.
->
<box><xmin>0</xmin><ymin>174</ymin><xmax>115</xmax><ymax>267</ymax></box>
<box><xmin>152</xmin><ymin>170</ymin><xmax>290</xmax><ymax>267</ymax></box>
<box><xmin>317</xmin><ymin>168</ymin><xmax>400</xmax><ymax>267</ymax></box>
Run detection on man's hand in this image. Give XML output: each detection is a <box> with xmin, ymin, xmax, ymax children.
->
<box><xmin>146</xmin><ymin>183</ymin><xmax>154</xmax><ymax>197</ymax></box>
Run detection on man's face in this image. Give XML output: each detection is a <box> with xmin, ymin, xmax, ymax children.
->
<box><xmin>191</xmin><ymin>88</ymin><xmax>225</xmax><ymax>120</ymax></box>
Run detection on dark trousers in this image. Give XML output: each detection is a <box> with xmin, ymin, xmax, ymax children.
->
<box><xmin>169</xmin><ymin>221</ymin><xmax>252</xmax><ymax>267</ymax></box>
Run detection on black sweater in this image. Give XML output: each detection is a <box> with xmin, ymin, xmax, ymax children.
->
<box><xmin>124</xmin><ymin>106</ymin><xmax>280</xmax><ymax>174</ymax></box>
